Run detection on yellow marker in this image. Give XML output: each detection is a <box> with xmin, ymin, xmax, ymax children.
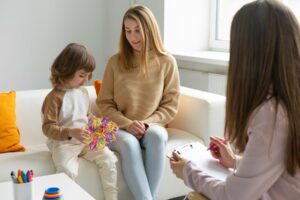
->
<box><xmin>17</xmin><ymin>175</ymin><xmax>24</xmax><ymax>183</ymax></box>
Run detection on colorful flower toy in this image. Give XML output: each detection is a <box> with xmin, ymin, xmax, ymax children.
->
<box><xmin>84</xmin><ymin>116</ymin><xmax>118</xmax><ymax>151</ymax></box>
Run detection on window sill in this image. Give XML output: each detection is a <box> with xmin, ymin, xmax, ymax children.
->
<box><xmin>172</xmin><ymin>50</ymin><xmax>229</xmax><ymax>74</ymax></box>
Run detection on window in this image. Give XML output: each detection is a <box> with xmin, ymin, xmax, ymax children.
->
<box><xmin>209</xmin><ymin>0</ymin><xmax>300</xmax><ymax>51</ymax></box>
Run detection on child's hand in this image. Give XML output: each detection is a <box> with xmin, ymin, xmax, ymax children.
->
<box><xmin>69</xmin><ymin>128</ymin><xmax>90</xmax><ymax>143</ymax></box>
<box><xmin>87</xmin><ymin>113</ymin><xmax>95</xmax><ymax>119</ymax></box>
<box><xmin>209</xmin><ymin>136</ymin><xmax>235</xmax><ymax>169</ymax></box>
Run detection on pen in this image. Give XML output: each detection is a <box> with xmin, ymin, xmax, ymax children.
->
<box><xmin>166</xmin><ymin>154</ymin><xmax>175</xmax><ymax>161</ymax></box>
<box><xmin>207</xmin><ymin>138</ymin><xmax>227</xmax><ymax>151</ymax></box>
<box><xmin>207</xmin><ymin>143</ymin><xmax>218</xmax><ymax>151</ymax></box>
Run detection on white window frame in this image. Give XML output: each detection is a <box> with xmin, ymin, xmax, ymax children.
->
<box><xmin>209</xmin><ymin>0</ymin><xmax>229</xmax><ymax>52</ymax></box>
<box><xmin>209</xmin><ymin>0</ymin><xmax>300</xmax><ymax>52</ymax></box>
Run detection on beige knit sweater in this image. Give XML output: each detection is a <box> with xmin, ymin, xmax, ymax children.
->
<box><xmin>96</xmin><ymin>53</ymin><xmax>180</xmax><ymax>129</ymax></box>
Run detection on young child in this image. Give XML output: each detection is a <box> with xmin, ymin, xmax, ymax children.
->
<box><xmin>42</xmin><ymin>43</ymin><xmax>118</xmax><ymax>200</ymax></box>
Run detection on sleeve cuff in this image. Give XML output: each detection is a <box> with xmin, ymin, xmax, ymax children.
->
<box><xmin>61</xmin><ymin>128</ymin><xmax>72</xmax><ymax>140</ymax></box>
<box><xmin>234</xmin><ymin>155</ymin><xmax>242</xmax><ymax>171</ymax></box>
<box><xmin>183</xmin><ymin>160</ymin><xmax>193</xmax><ymax>184</ymax></box>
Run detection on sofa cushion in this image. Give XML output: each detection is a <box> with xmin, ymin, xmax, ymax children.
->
<box><xmin>0</xmin><ymin>144</ymin><xmax>55</xmax><ymax>181</ymax></box>
<box><xmin>159</xmin><ymin>128</ymin><xmax>204</xmax><ymax>199</ymax></box>
<box><xmin>0</xmin><ymin>127</ymin><xmax>203</xmax><ymax>199</ymax></box>
<box><xmin>166</xmin><ymin>128</ymin><xmax>204</xmax><ymax>151</ymax></box>
<box><xmin>16</xmin><ymin>89</ymin><xmax>50</xmax><ymax>146</ymax></box>
<box><xmin>0</xmin><ymin>91</ymin><xmax>25</xmax><ymax>153</ymax></box>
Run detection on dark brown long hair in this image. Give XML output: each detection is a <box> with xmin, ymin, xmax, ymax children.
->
<box><xmin>225</xmin><ymin>0</ymin><xmax>300</xmax><ymax>175</ymax></box>
<box><xmin>50</xmin><ymin>43</ymin><xmax>96</xmax><ymax>87</ymax></box>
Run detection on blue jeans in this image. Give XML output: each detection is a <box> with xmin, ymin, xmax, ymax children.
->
<box><xmin>110</xmin><ymin>125</ymin><xmax>168</xmax><ymax>200</ymax></box>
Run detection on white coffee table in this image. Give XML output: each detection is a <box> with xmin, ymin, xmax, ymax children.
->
<box><xmin>0</xmin><ymin>173</ymin><xmax>95</xmax><ymax>200</ymax></box>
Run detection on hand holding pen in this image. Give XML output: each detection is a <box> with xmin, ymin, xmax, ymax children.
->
<box><xmin>208</xmin><ymin>136</ymin><xmax>235</xmax><ymax>169</ymax></box>
<box><xmin>207</xmin><ymin>137</ymin><xmax>227</xmax><ymax>153</ymax></box>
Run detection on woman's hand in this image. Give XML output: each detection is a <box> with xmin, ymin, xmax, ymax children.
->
<box><xmin>69</xmin><ymin>128</ymin><xmax>90</xmax><ymax>143</ymax></box>
<box><xmin>169</xmin><ymin>151</ymin><xmax>189</xmax><ymax>180</ymax></box>
<box><xmin>127</xmin><ymin>120</ymin><xmax>146</xmax><ymax>139</ymax></box>
<box><xmin>209</xmin><ymin>136</ymin><xmax>235</xmax><ymax>169</ymax></box>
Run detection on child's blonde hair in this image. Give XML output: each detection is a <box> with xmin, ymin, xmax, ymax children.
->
<box><xmin>50</xmin><ymin>43</ymin><xmax>96</xmax><ymax>87</ymax></box>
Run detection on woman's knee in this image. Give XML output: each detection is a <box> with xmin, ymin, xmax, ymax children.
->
<box><xmin>145</xmin><ymin>126</ymin><xmax>168</xmax><ymax>144</ymax></box>
<box><xmin>113</xmin><ymin>133</ymin><xmax>141</xmax><ymax>156</ymax></box>
<box><xmin>121</xmin><ymin>137</ymin><xmax>141</xmax><ymax>152</ymax></box>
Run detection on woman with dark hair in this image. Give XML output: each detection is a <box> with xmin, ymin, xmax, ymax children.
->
<box><xmin>170</xmin><ymin>0</ymin><xmax>300</xmax><ymax>199</ymax></box>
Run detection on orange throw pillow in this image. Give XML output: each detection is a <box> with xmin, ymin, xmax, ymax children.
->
<box><xmin>94</xmin><ymin>80</ymin><xmax>102</xmax><ymax>96</ymax></box>
<box><xmin>0</xmin><ymin>91</ymin><xmax>25</xmax><ymax>153</ymax></box>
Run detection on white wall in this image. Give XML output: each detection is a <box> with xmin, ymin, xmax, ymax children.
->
<box><xmin>136</xmin><ymin>0</ymin><xmax>164</xmax><ymax>40</ymax></box>
<box><xmin>106</xmin><ymin>0</ymin><xmax>131</xmax><ymax>59</ymax></box>
<box><xmin>0</xmin><ymin>0</ymin><xmax>107</xmax><ymax>92</ymax></box>
<box><xmin>0</xmin><ymin>0</ymin><xmax>163</xmax><ymax>92</ymax></box>
<box><xmin>179</xmin><ymin>68</ymin><xmax>226</xmax><ymax>96</ymax></box>
<box><xmin>0</xmin><ymin>0</ymin><xmax>226</xmax><ymax>95</ymax></box>
<box><xmin>106</xmin><ymin>0</ymin><xmax>165</xmax><ymax>58</ymax></box>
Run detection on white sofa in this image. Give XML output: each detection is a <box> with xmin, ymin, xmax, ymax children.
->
<box><xmin>0</xmin><ymin>86</ymin><xmax>225</xmax><ymax>200</ymax></box>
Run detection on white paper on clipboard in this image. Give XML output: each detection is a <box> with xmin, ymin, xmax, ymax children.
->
<box><xmin>172</xmin><ymin>142</ymin><xmax>232</xmax><ymax>181</ymax></box>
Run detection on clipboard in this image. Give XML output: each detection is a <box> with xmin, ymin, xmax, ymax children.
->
<box><xmin>170</xmin><ymin>142</ymin><xmax>232</xmax><ymax>181</ymax></box>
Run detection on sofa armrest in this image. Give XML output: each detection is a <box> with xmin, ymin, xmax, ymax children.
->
<box><xmin>168</xmin><ymin>86</ymin><xmax>226</xmax><ymax>146</ymax></box>
<box><xmin>16</xmin><ymin>88</ymin><xmax>51</xmax><ymax>146</ymax></box>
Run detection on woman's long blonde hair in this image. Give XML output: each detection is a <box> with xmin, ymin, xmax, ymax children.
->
<box><xmin>118</xmin><ymin>5</ymin><xmax>166</xmax><ymax>74</ymax></box>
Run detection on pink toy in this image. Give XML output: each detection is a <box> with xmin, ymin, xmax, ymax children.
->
<box><xmin>84</xmin><ymin>116</ymin><xmax>118</xmax><ymax>150</ymax></box>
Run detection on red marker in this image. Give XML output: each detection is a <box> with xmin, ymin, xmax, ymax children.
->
<box><xmin>207</xmin><ymin>138</ymin><xmax>227</xmax><ymax>152</ymax></box>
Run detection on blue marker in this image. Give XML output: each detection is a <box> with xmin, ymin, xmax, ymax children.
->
<box><xmin>21</xmin><ymin>171</ymin><xmax>27</xmax><ymax>183</ymax></box>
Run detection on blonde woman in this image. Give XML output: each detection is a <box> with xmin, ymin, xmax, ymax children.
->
<box><xmin>97</xmin><ymin>5</ymin><xmax>180</xmax><ymax>200</ymax></box>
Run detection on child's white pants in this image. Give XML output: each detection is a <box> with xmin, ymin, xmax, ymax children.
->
<box><xmin>47</xmin><ymin>141</ymin><xmax>118</xmax><ymax>200</ymax></box>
